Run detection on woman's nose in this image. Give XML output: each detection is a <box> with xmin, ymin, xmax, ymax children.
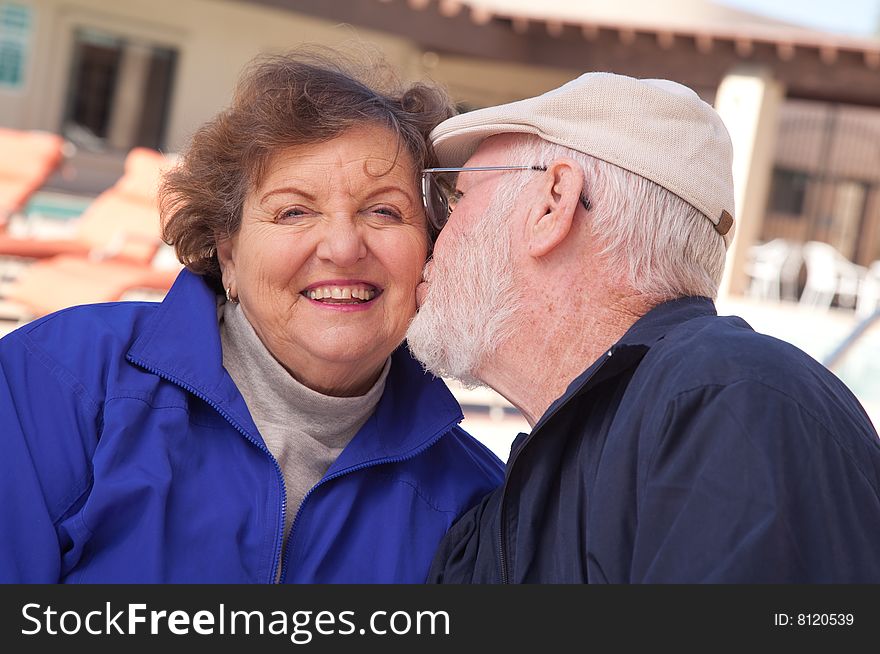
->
<box><xmin>315</xmin><ymin>218</ymin><xmax>367</xmax><ymax>267</ymax></box>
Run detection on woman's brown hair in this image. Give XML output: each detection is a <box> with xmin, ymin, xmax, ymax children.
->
<box><xmin>160</xmin><ymin>48</ymin><xmax>455</xmax><ymax>290</ymax></box>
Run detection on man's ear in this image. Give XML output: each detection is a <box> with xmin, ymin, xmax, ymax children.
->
<box><xmin>524</xmin><ymin>158</ymin><xmax>585</xmax><ymax>258</ymax></box>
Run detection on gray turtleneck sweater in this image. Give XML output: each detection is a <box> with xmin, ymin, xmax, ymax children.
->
<box><xmin>219</xmin><ymin>301</ymin><xmax>389</xmax><ymax>554</ymax></box>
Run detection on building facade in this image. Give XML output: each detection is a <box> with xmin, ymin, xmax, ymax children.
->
<box><xmin>3</xmin><ymin>0</ymin><xmax>880</xmax><ymax>453</ymax></box>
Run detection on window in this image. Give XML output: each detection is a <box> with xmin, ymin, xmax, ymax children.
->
<box><xmin>62</xmin><ymin>28</ymin><xmax>177</xmax><ymax>152</ymax></box>
<box><xmin>0</xmin><ymin>2</ymin><xmax>32</xmax><ymax>90</ymax></box>
<box><xmin>769</xmin><ymin>168</ymin><xmax>809</xmax><ymax>215</ymax></box>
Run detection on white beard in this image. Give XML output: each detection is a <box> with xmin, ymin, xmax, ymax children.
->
<box><xmin>407</xmin><ymin>190</ymin><xmax>522</xmax><ymax>387</ymax></box>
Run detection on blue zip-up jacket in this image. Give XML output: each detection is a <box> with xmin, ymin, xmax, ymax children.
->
<box><xmin>0</xmin><ymin>270</ymin><xmax>503</xmax><ymax>583</ymax></box>
<box><xmin>429</xmin><ymin>297</ymin><xmax>880</xmax><ymax>583</ymax></box>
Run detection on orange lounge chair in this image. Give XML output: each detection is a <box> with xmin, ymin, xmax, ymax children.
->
<box><xmin>2</xmin><ymin>252</ymin><xmax>182</xmax><ymax>319</ymax></box>
<box><xmin>0</xmin><ymin>128</ymin><xmax>66</xmax><ymax>227</ymax></box>
<box><xmin>0</xmin><ymin>146</ymin><xmax>172</xmax><ymax>264</ymax></box>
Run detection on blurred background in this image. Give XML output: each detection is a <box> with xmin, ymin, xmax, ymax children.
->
<box><xmin>1</xmin><ymin>0</ymin><xmax>880</xmax><ymax>460</ymax></box>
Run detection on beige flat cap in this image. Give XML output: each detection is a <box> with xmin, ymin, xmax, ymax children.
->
<box><xmin>430</xmin><ymin>72</ymin><xmax>736</xmax><ymax>246</ymax></box>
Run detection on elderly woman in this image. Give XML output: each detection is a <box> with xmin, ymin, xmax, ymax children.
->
<box><xmin>0</xmin><ymin>53</ymin><xmax>503</xmax><ymax>583</ymax></box>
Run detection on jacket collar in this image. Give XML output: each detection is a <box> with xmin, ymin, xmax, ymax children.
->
<box><xmin>531</xmin><ymin>296</ymin><xmax>716</xmax><ymax>433</ymax></box>
<box><xmin>616</xmin><ymin>296</ymin><xmax>716</xmax><ymax>348</ymax></box>
<box><xmin>127</xmin><ymin>270</ymin><xmax>463</xmax><ymax>466</ymax></box>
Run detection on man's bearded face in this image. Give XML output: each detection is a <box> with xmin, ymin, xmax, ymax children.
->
<box><xmin>407</xmin><ymin>180</ymin><xmax>523</xmax><ymax>386</ymax></box>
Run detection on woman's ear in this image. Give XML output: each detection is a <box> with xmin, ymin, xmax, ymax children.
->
<box><xmin>216</xmin><ymin>232</ymin><xmax>237</xmax><ymax>289</ymax></box>
<box><xmin>524</xmin><ymin>158</ymin><xmax>585</xmax><ymax>258</ymax></box>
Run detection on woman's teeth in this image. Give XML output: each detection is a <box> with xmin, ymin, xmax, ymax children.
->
<box><xmin>306</xmin><ymin>286</ymin><xmax>377</xmax><ymax>302</ymax></box>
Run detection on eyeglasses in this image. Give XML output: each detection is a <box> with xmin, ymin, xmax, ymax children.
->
<box><xmin>420</xmin><ymin>165</ymin><xmax>592</xmax><ymax>233</ymax></box>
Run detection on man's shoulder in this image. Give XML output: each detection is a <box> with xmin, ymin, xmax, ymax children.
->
<box><xmin>642</xmin><ymin>312</ymin><xmax>828</xmax><ymax>394</ymax></box>
<box><xmin>627</xmin><ymin>312</ymin><xmax>878</xmax><ymax>447</ymax></box>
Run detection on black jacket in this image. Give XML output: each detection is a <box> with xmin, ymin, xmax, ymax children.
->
<box><xmin>428</xmin><ymin>297</ymin><xmax>880</xmax><ymax>583</ymax></box>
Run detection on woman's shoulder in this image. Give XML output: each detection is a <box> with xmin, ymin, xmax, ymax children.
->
<box><xmin>432</xmin><ymin>425</ymin><xmax>506</xmax><ymax>483</ymax></box>
<box><xmin>5</xmin><ymin>300</ymin><xmax>159</xmax><ymax>351</ymax></box>
<box><xmin>0</xmin><ymin>301</ymin><xmax>161</xmax><ymax>386</ymax></box>
<box><xmin>404</xmin><ymin>424</ymin><xmax>503</xmax><ymax>524</ymax></box>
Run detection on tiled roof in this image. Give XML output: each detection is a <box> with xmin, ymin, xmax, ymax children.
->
<box><xmin>389</xmin><ymin>0</ymin><xmax>880</xmax><ymax>64</ymax></box>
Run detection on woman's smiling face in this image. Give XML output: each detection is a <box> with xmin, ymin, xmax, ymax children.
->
<box><xmin>217</xmin><ymin>125</ymin><xmax>429</xmax><ymax>395</ymax></box>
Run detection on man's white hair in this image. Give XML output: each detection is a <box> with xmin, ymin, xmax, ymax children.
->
<box><xmin>498</xmin><ymin>134</ymin><xmax>727</xmax><ymax>301</ymax></box>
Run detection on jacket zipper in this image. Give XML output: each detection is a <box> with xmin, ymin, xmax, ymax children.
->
<box><xmin>280</xmin><ymin>419</ymin><xmax>458</xmax><ymax>580</ymax></box>
<box><xmin>127</xmin><ymin>357</ymin><xmax>288</xmax><ymax>584</ymax></box>
<box><xmin>498</xmin><ymin>351</ymin><xmax>613</xmax><ymax>583</ymax></box>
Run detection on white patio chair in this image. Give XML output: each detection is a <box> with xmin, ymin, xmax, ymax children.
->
<box><xmin>745</xmin><ymin>239</ymin><xmax>800</xmax><ymax>301</ymax></box>
<box><xmin>799</xmin><ymin>241</ymin><xmax>867</xmax><ymax>309</ymax></box>
<box><xmin>856</xmin><ymin>261</ymin><xmax>880</xmax><ymax>319</ymax></box>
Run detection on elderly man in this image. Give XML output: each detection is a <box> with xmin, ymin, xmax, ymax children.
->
<box><xmin>407</xmin><ymin>72</ymin><xmax>880</xmax><ymax>583</ymax></box>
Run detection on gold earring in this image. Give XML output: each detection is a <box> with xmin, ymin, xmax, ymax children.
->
<box><xmin>225</xmin><ymin>287</ymin><xmax>237</xmax><ymax>303</ymax></box>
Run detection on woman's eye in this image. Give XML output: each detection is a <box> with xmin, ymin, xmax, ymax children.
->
<box><xmin>275</xmin><ymin>207</ymin><xmax>309</xmax><ymax>223</ymax></box>
<box><xmin>369</xmin><ymin>206</ymin><xmax>403</xmax><ymax>221</ymax></box>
